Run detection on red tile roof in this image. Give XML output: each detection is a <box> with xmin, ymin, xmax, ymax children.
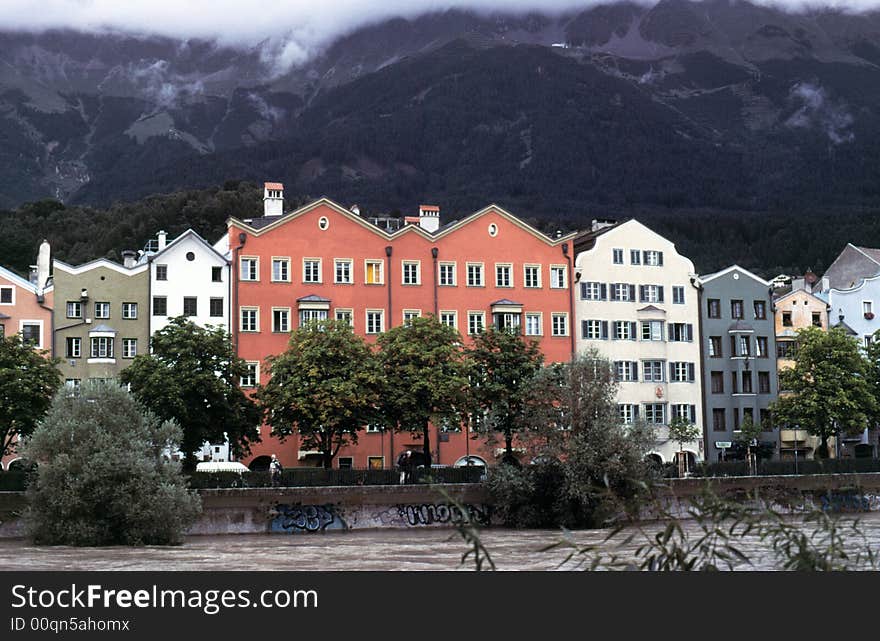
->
<box><xmin>419</xmin><ymin>205</ymin><xmax>440</xmax><ymax>211</ymax></box>
<box><xmin>265</xmin><ymin>182</ymin><xmax>284</xmax><ymax>190</ymax></box>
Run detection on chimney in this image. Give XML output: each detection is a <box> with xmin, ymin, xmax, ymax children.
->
<box><xmin>157</xmin><ymin>230</ymin><xmax>167</xmax><ymax>251</ymax></box>
<box><xmin>122</xmin><ymin>250</ymin><xmax>137</xmax><ymax>269</ymax></box>
<box><xmin>591</xmin><ymin>219</ymin><xmax>616</xmax><ymax>232</ymax></box>
<box><xmin>36</xmin><ymin>240</ymin><xmax>50</xmax><ymax>292</ymax></box>
<box><xmin>264</xmin><ymin>181</ymin><xmax>284</xmax><ymax>217</ymax></box>
<box><xmin>418</xmin><ymin>204</ymin><xmax>440</xmax><ymax>233</ymax></box>
<box><xmin>350</xmin><ymin>204</ymin><xmax>361</xmax><ymax>216</ymax></box>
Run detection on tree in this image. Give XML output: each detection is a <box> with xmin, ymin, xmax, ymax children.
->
<box><xmin>256</xmin><ymin>319</ymin><xmax>382</xmax><ymax>469</ymax></box>
<box><xmin>377</xmin><ymin>316</ymin><xmax>470</xmax><ymax>470</ymax></box>
<box><xmin>772</xmin><ymin>326</ymin><xmax>877</xmax><ymax>458</ymax></box>
<box><xmin>733</xmin><ymin>413</ymin><xmax>762</xmax><ymax>472</ymax></box>
<box><xmin>22</xmin><ymin>382</ymin><xmax>201</xmax><ymax>545</ymax></box>
<box><xmin>667</xmin><ymin>415</ymin><xmax>702</xmax><ymax>475</ymax></box>
<box><xmin>120</xmin><ymin>317</ymin><xmax>262</xmax><ymax>470</ymax></box>
<box><xmin>0</xmin><ymin>334</ymin><xmax>61</xmax><ymax>460</ymax></box>
<box><xmin>468</xmin><ymin>327</ymin><xmax>544</xmax><ymax>464</ymax></box>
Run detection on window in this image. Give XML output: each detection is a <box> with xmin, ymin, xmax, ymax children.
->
<box><xmin>713</xmin><ymin>409</ymin><xmax>726</xmax><ymax>432</ymax></box>
<box><xmin>524</xmin><ymin>313</ymin><xmax>541</xmax><ymax>336</ymax></box>
<box><xmin>468</xmin><ymin>312</ymin><xmax>485</xmax><ymax>336</ymax></box>
<box><xmin>337</xmin><ymin>457</ymin><xmax>353</xmax><ymax>470</ymax></box>
<box><xmin>643</xmin><ymin>360</ymin><xmax>664</xmax><ymax>382</ymax></box>
<box><xmin>239</xmin><ymin>257</ymin><xmax>258</xmax><ymax>281</ymax></box>
<box><xmin>303</xmin><ymin>259</ymin><xmax>321</xmax><ymax>283</ymax></box>
<box><xmin>90</xmin><ymin>336</ymin><xmax>114</xmax><ymax>359</ymax></box>
<box><xmin>156</xmin><ymin>264</ymin><xmax>168</xmax><ymax>281</ymax></box>
<box><xmin>366</xmin><ymin>310</ymin><xmax>384</xmax><ymax>334</ymax></box>
<box><xmin>754</xmin><ymin>301</ymin><xmax>767</xmax><ymax>320</ymax></box>
<box><xmin>756</xmin><ymin>336</ymin><xmax>769</xmax><ymax>358</ymax></box>
<box><xmin>365</xmin><ymin>260</ymin><xmax>383</xmax><ymax>285</ymax></box>
<box><xmin>741</xmin><ymin>371</ymin><xmax>753</xmax><ymax>394</ymax></box>
<box><xmin>94</xmin><ymin>302</ymin><xmax>110</xmax><ymax>319</ymax></box>
<box><xmin>709</xmin><ymin>336</ymin><xmax>722</xmax><ymax>358</ymax></box>
<box><xmin>611</xmin><ymin>283</ymin><xmax>635</xmax><ymax>302</ymax></box>
<box><xmin>0</xmin><ymin>286</ymin><xmax>12</xmax><ymax>304</ymax></box>
<box><xmin>615</xmin><ymin>361</ymin><xmax>638</xmax><ymax>382</ymax></box>
<box><xmin>581</xmin><ymin>319</ymin><xmax>606</xmax><ymax>340</ymax></box>
<box><xmin>759</xmin><ymin>371</ymin><xmax>771</xmax><ymax>394</ymax></box>
<box><xmin>673</xmin><ymin>286</ymin><xmax>685</xmax><ymax>305</ymax></box>
<box><xmin>866</xmin><ymin>335</ymin><xmax>873</xmax><ymax>349</ymax></box>
<box><xmin>711</xmin><ymin>371</ymin><xmax>724</xmax><ymax>393</ymax></box>
<box><xmin>299</xmin><ymin>309</ymin><xmax>328</xmax><ymax>326</ymax></box>
<box><xmin>439</xmin><ymin>263</ymin><xmax>456</xmax><ymax>286</ymax></box>
<box><xmin>367</xmin><ymin>457</ymin><xmax>384</xmax><ymax>470</ymax></box>
<box><xmin>210</xmin><ymin>298</ymin><xmax>224</xmax><ymax>318</ymax></box>
<box><xmin>551</xmin><ymin>313</ymin><xmax>568</xmax><ymax>336</ymax></box>
<box><xmin>731</xmin><ymin>300</ymin><xmax>744</xmax><ymax>319</ymax></box>
<box><xmin>782</xmin><ymin>312</ymin><xmax>792</xmax><ymax>327</ymax></box>
<box><xmin>708</xmin><ymin>299</ymin><xmax>721</xmax><ymax>318</ymax></box>
<box><xmin>643</xmin><ymin>403</ymin><xmax>665</xmax><ymax>425</ymax></box>
<box><xmin>495</xmin><ymin>264</ymin><xmax>512</xmax><ymax>288</ymax></box>
<box><xmin>240</xmin><ymin>307</ymin><xmax>259</xmax><ymax>332</ymax></box>
<box><xmin>671</xmin><ymin>404</ymin><xmax>695</xmax><ymax>423</ymax></box>
<box><xmin>212</xmin><ymin>266</ymin><xmax>223</xmax><ymax>282</ymax></box>
<box><xmin>812</xmin><ymin>312</ymin><xmax>822</xmax><ymax>327</ymax></box>
<box><xmin>183</xmin><ymin>297</ymin><xmax>198</xmax><ymax>317</ymax></box>
<box><xmin>66</xmin><ymin>301</ymin><xmax>82</xmax><ymax>318</ymax></box>
<box><xmin>440</xmin><ymin>311</ymin><xmax>457</xmax><ymax>329</ymax></box>
<box><xmin>334</xmin><ymin>259</ymin><xmax>353</xmax><ymax>284</ymax></box>
<box><xmin>271</xmin><ymin>258</ymin><xmax>290</xmax><ymax>282</ymax></box>
<box><xmin>777</xmin><ymin>341</ymin><xmax>796</xmax><ymax>358</ymax></box>
<box><xmin>335</xmin><ymin>309</ymin><xmax>353</xmax><ymax>327</ymax></box>
<box><xmin>66</xmin><ymin>337</ymin><xmax>81</xmax><ymax>358</ymax></box>
<box><xmin>639</xmin><ymin>285</ymin><xmax>664</xmax><ymax>303</ymax></box>
<box><xmin>760</xmin><ymin>409</ymin><xmax>772</xmax><ymax>431</ymax></box>
<box><xmin>580</xmin><ymin>281</ymin><xmax>605</xmax><ymax>301</ymax></box>
<box><xmin>122</xmin><ymin>338</ymin><xmax>137</xmax><ymax>359</ymax></box>
<box><xmin>641</xmin><ymin>320</ymin><xmax>663</xmax><ymax>341</ymax></box>
<box><xmin>402</xmin><ymin>261</ymin><xmax>420</xmax><ymax>285</ymax></box>
<box><xmin>0</xmin><ymin>323</ymin><xmax>5</xmax><ymax>337</ymax></box>
<box><xmin>865</xmin><ymin>301</ymin><xmax>874</xmax><ymax>315</ymax></box>
<box><xmin>550</xmin><ymin>266</ymin><xmax>566</xmax><ymax>289</ymax></box>
<box><xmin>668</xmin><ymin>323</ymin><xmax>693</xmax><ymax>342</ymax></box>
<box><xmin>618</xmin><ymin>404</ymin><xmax>638</xmax><ymax>423</ymax></box>
<box><xmin>273</xmin><ymin>308</ymin><xmax>290</xmax><ymax>332</ymax></box>
<box><xmin>494</xmin><ymin>312</ymin><xmax>521</xmax><ymax>333</ymax></box>
<box><xmin>122</xmin><ymin>302</ymin><xmax>137</xmax><ymax>319</ymax></box>
<box><xmin>630</xmin><ymin>250</ymin><xmax>641</xmax><ymax>265</ymax></box>
<box><xmin>670</xmin><ymin>362</ymin><xmax>695</xmax><ymax>383</ymax></box>
<box><xmin>730</xmin><ymin>371</ymin><xmax>739</xmax><ymax>394</ymax></box>
<box><xmin>643</xmin><ymin>250</ymin><xmax>663</xmax><ymax>266</ymax></box>
<box><xmin>240</xmin><ymin>362</ymin><xmax>258</xmax><ymax>388</ymax></box>
<box><xmin>613</xmin><ymin>248</ymin><xmax>624</xmax><ymax>264</ymax></box>
<box><xmin>403</xmin><ymin>310</ymin><xmax>421</xmax><ymax>324</ymax></box>
<box><xmin>739</xmin><ymin>336</ymin><xmax>751</xmax><ymax>357</ymax></box>
<box><xmin>613</xmin><ymin>321</ymin><xmax>636</xmax><ymax>340</ymax></box>
<box><xmin>153</xmin><ymin>296</ymin><xmax>167</xmax><ymax>316</ymax></box>
<box><xmin>467</xmin><ymin>263</ymin><xmax>484</xmax><ymax>287</ymax></box>
<box><xmin>366</xmin><ymin>423</ymin><xmax>384</xmax><ymax>434</ymax></box>
<box><xmin>20</xmin><ymin>323</ymin><xmax>41</xmax><ymax>347</ymax></box>
<box><xmin>65</xmin><ymin>379</ymin><xmax>81</xmax><ymax>392</ymax></box>
<box><xmin>524</xmin><ymin>265</ymin><xmax>540</xmax><ymax>288</ymax></box>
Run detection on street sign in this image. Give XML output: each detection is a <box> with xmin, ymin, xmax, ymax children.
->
<box><xmin>715</xmin><ymin>441</ymin><xmax>732</xmax><ymax>449</ymax></box>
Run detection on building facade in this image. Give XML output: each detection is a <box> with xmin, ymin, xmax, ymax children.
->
<box><xmin>573</xmin><ymin>219</ymin><xmax>703</xmax><ymax>466</ymax></box>
<box><xmin>699</xmin><ymin>266</ymin><xmax>779</xmax><ymax>462</ymax></box>
<box><xmin>52</xmin><ymin>258</ymin><xmax>149</xmax><ymax>389</ymax></box>
<box><xmin>223</xmin><ymin>186</ymin><xmax>577</xmax><ymax>470</ymax></box>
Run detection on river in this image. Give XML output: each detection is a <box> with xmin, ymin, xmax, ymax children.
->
<box><xmin>3</xmin><ymin>511</ymin><xmax>880</xmax><ymax>571</ymax></box>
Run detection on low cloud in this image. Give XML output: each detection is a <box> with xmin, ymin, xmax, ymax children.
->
<box><xmin>785</xmin><ymin>82</ymin><xmax>854</xmax><ymax>144</ymax></box>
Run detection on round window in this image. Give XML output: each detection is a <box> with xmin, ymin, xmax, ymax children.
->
<box><xmin>488</xmin><ymin>223</ymin><xmax>498</xmax><ymax>237</ymax></box>
<box><xmin>318</xmin><ymin>217</ymin><xmax>330</xmax><ymax>230</ymax></box>
<box><xmin>186</xmin><ymin>252</ymin><xmax>195</xmax><ymax>261</ymax></box>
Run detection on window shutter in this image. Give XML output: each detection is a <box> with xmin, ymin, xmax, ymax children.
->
<box><xmin>689</xmin><ymin>405</ymin><xmax>696</xmax><ymax>423</ymax></box>
<box><xmin>658</xmin><ymin>252</ymin><xmax>664</xmax><ymax>266</ymax></box>
<box><xmin>667</xmin><ymin>324</ymin><xmax>673</xmax><ymax>341</ymax></box>
<box><xmin>600</xmin><ymin>283</ymin><xmax>607</xmax><ymax>300</ymax></box>
<box><xmin>610</xmin><ymin>284</ymin><xmax>619</xmax><ymax>301</ymax></box>
<box><xmin>688</xmin><ymin>363</ymin><xmax>695</xmax><ymax>382</ymax></box>
<box><xmin>601</xmin><ymin>321</ymin><xmax>608</xmax><ymax>340</ymax></box>
<box><xmin>669</xmin><ymin>362</ymin><xmax>675</xmax><ymax>382</ymax></box>
<box><xmin>629</xmin><ymin>322</ymin><xmax>637</xmax><ymax>340</ymax></box>
<box><xmin>633</xmin><ymin>404</ymin><xmax>640</xmax><ymax>419</ymax></box>
<box><xmin>628</xmin><ymin>284</ymin><xmax>636</xmax><ymax>301</ymax></box>
<box><xmin>639</xmin><ymin>285</ymin><xmax>646</xmax><ymax>302</ymax></box>
<box><xmin>687</xmin><ymin>324</ymin><xmax>694</xmax><ymax>341</ymax></box>
<box><xmin>642</xmin><ymin>250</ymin><xmax>649</xmax><ymax>264</ymax></box>
<box><xmin>658</xmin><ymin>286</ymin><xmax>665</xmax><ymax>303</ymax></box>
<box><xmin>580</xmin><ymin>282</ymin><xmax>587</xmax><ymax>300</ymax></box>
<box><xmin>581</xmin><ymin>320</ymin><xmax>589</xmax><ymax>339</ymax></box>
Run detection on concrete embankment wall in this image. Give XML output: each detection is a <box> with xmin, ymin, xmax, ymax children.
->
<box><xmin>3</xmin><ymin>474</ymin><xmax>880</xmax><ymax>538</ymax></box>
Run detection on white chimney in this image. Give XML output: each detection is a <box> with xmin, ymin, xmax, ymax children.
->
<box><xmin>157</xmin><ymin>230</ymin><xmax>167</xmax><ymax>251</ymax></box>
<box><xmin>418</xmin><ymin>204</ymin><xmax>440</xmax><ymax>233</ymax></box>
<box><xmin>122</xmin><ymin>250</ymin><xmax>137</xmax><ymax>269</ymax></box>
<box><xmin>350</xmin><ymin>204</ymin><xmax>360</xmax><ymax>216</ymax></box>
<box><xmin>37</xmin><ymin>240</ymin><xmax>50</xmax><ymax>292</ymax></box>
<box><xmin>264</xmin><ymin>181</ymin><xmax>284</xmax><ymax>217</ymax></box>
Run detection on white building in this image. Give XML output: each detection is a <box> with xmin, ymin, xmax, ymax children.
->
<box><xmin>574</xmin><ymin>220</ymin><xmax>704</xmax><ymax>466</ymax></box>
<box><xmin>144</xmin><ymin>229</ymin><xmax>231</xmax><ymax>335</ymax></box>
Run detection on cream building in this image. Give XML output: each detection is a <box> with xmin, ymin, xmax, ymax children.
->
<box><xmin>574</xmin><ymin>220</ymin><xmax>704</xmax><ymax>466</ymax></box>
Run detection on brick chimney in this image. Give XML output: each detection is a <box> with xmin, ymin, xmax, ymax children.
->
<box><xmin>264</xmin><ymin>182</ymin><xmax>284</xmax><ymax>217</ymax></box>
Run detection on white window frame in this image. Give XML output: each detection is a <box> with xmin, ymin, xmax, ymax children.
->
<box><xmin>299</xmin><ymin>308</ymin><xmax>328</xmax><ymax>326</ymax></box>
<box><xmin>366</xmin><ymin>309</ymin><xmax>385</xmax><ymax>335</ymax></box>
<box><xmin>241</xmin><ymin>361</ymin><xmax>259</xmax><ymax>388</ymax></box>
<box><xmin>122</xmin><ymin>338</ymin><xmax>137</xmax><ymax>359</ymax></box>
<box><xmin>403</xmin><ymin>309</ymin><xmax>421</xmax><ymax>324</ymax></box>
<box><xmin>94</xmin><ymin>302</ymin><xmax>110</xmax><ymax>319</ymax></box>
<box><xmin>613</xmin><ymin>283</ymin><xmax>631</xmax><ymax>301</ymax></box>
<box><xmin>583</xmin><ymin>319</ymin><xmax>602</xmax><ymax>340</ymax></box>
<box><xmin>364</xmin><ymin>259</ymin><xmax>384</xmax><ymax>285</ymax></box>
<box><xmin>334</xmin><ymin>259</ymin><xmax>354</xmax><ymax>284</ymax></box>
<box><xmin>613</xmin><ymin>321</ymin><xmax>633</xmax><ymax>340</ymax></box>
<box><xmin>0</xmin><ymin>285</ymin><xmax>14</xmax><ymax>305</ymax></box>
<box><xmin>641</xmin><ymin>320</ymin><xmax>663</xmax><ymax>341</ymax></box>
<box><xmin>122</xmin><ymin>302</ymin><xmax>138</xmax><ymax>320</ymax></box>
<box><xmin>643</xmin><ymin>284</ymin><xmax>661</xmax><ymax>303</ymax></box>
<box><xmin>644</xmin><ymin>250</ymin><xmax>663</xmax><ymax>266</ymax></box>
<box><xmin>239</xmin><ymin>256</ymin><xmax>259</xmax><ymax>282</ymax></box>
<box><xmin>551</xmin><ymin>312</ymin><xmax>568</xmax><ymax>337</ymax></box>
<box><xmin>272</xmin><ymin>307</ymin><xmax>291</xmax><ymax>333</ymax></box>
<box><xmin>271</xmin><ymin>257</ymin><xmax>291</xmax><ymax>283</ymax></box>
<box><xmin>66</xmin><ymin>301</ymin><xmax>82</xmax><ymax>318</ymax></box>
<box><xmin>303</xmin><ymin>258</ymin><xmax>322</xmax><ymax>284</ymax></box>
<box><xmin>643</xmin><ymin>360</ymin><xmax>664</xmax><ymax>382</ymax></box>
<box><xmin>615</xmin><ymin>362</ymin><xmax>638</xmax><ymax>382</ymax></box>
<box><xmin>673</xmin><ymin>286</ymin><xmax>685</xmax><ymax>305</ymax></box>
<box><xmin>864</xmin><ymin>300</ymin><xmax>874</xmax><ymax>315</ymax></box>
<box><xmin>619</xmin><ymin>404</ymin><xmax>637</xmax><ymax>423</ymax></box>
<box><xmin>612</xmin><ymin>249</ymin><xmax>624</xmax><ymax>264</ymax></box>
<box><xmin>439</xmin><ymin>262</ymin><xmax>457</xmax><ymax>287</ymax></box>
<box><xmin>89</xmin><ymin>336</ymin><xmax>114</xmax><ymax>359</ymax></box>
<box><xmin>524</xmin><ymin>312</ymin><xmax>542</xmax><ymax>336</ymax></box>
<box><xmin>550</xmin><ymin>265</ymin><xmax>567</xmax><ymax>289</ymax></box>
<box><xmin>335</xmin><ymin>308</ymin><xmax>353</xmax><ymax>327</ymax></box>
<box><xmin>402</xmin><ymin>260</ymin><xmax>421</xmax><ymax>286</ymax></box>
<box><xmin>643</xmin><ymin>403</ymin><xmax>666</xmax><ymax>425</ymax></box>
<box><xmin>523</xmin><ymin>264</ymin><xmax>541</xmax><ymax>288</ymax></box>
<box><xmin>240</xmin><ymin>307</ymin><xmax>259</xmax><ymax>332</ymax></box>
<box><xmin>439</xmin><ymin>310</ymin><xmax>457</xmax><ymax>330</ymax></box>
<box><xmin>467</xmin><ymin>311</ymin><xmax>485</xmax><ymax>335</ymax></box>
<box><xmin>19</xmin><ymin>320</ymin><xmax>43</xmax><ymax>349</ymax></box>
<box><xmin>66</xmin><ymin>336</ymin><xmax>82</xmax><ymax>358</ymax></box>
<box><xmin>466</xmin><ymin>263</ymin><xmax>485</xmax><ymax>287</ymax></box>
<box><xmin>495</xmin><ymin>263</ymin><xmax>513</xmax><ymax>288</ymax></box>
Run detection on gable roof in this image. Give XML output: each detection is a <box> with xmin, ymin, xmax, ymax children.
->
<box><xmin>699</xmin><ymin>264</ymin><xmax>771</xmax><ymax>287</ymax></box>
<box><xmin>54</xmin><ymin>257</ymin><xmax>148</xmax><ymax>277</ymax></box>
<box><xmin>228</xmin><ymin>197</ymin><xmax>576</xmax><ymax>246</ymax></box>
<box><xmin>774</xmin><ymin>287</ymin><xmax>829</xmax><ymax>307</ymax></box>
<box><xmin>0</xmin><ymin>264</ymin><xmax>40</xmax><ymax>294</ymax></box>
<box><xmin>143</xmin><ymin>228</ymin><xmax>230</xmax><ymax>264</ymax></box>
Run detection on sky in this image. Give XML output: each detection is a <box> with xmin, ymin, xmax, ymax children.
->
<box><xmin>1</xmin><ymin>0</ymin><xmax>879</xmax><ymax>68</ymax></box>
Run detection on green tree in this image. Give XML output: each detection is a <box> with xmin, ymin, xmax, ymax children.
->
<box><xmin>120</xmin><ymin>317</ymin><xmax>262</xmax><ymax>471</ymax></box>
<box><xmin>667</xmin><ymin>415</ymin><xmax>702</xmax><ymax>474</ymax></box>
<box><xmin>771</xmin><ymin>326</ymin><xmax>877</xmax><ymax>458</ymax></box>
<box><xmin>257</xmin><ymin>319</ymin><xmax>382</xmax><ymax>469</ymax></box>
<box><xmin>0</xmin><ymin>334</ymin><xmax>61</xmax><ymax>459</ymax></box>
<box><xmin>377</xmin><ymin>316</ymin><xmax>470</xmax><ymax>469</ymax></box>
<box><xmin>22</xmin><ymin>382</ymin><xmax>201</xmax><ymax>545</ymax></box>
<box><xmin>468</xmin><ymin>327</ymin><xmax>544</xmax><ymax>464</ymax></box>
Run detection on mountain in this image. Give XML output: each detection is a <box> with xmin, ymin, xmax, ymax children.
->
<box><xmin>3</xmin><ymin>0</ymin><xmax>880</xmax><ymax>217</ymax></box>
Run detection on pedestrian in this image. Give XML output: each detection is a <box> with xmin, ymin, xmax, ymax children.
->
<box><xmin>270</xmin><ymin>454</ymin><xmax>283</xmax><ymax>487</ymax></box>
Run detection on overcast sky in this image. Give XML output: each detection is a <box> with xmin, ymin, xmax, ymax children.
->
<box><xmin>1</xmin><ymin>0</ymin><xmax>878</xmax><ymax>67</ymax></box>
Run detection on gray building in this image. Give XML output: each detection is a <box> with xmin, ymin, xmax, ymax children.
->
<box><xmin>699</xmin><ymin>266</ymin><xmax>779</xmax><ymax>462</ymax></box>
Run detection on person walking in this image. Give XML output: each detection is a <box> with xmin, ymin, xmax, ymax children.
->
<box><xmin>270</xmin><ymin>454</ymin><xmax>283</xmax><ymax>487</ymax></box>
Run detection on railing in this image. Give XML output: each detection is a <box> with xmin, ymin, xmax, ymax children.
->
<box><xmin>187</xmin><ymin>466</ymin><xmax>485</xmax><ymax>489</ymax></box>
<box><xmin>686</xmin><ymin>458</ymin><xmax>880</xmax><ymax>478</ymax></box>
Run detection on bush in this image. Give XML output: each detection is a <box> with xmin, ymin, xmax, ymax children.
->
<box><xmin>23</xmin><ymin>383</ymin><xmax>201</xmax><ymax>546</ymax></box>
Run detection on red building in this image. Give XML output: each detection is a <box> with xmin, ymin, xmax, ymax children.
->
<box><xmin>226</xmin><ymin>185</ymin><xmax>577</xmax><ymax>470</ymax></box>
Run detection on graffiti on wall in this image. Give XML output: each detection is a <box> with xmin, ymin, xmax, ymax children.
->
<box><xmin>396</xmin><ymin>503</ymin><xmax>491</xmax><ymax>527</ymax></box>
<box><xmin>270</xmin><ymin>504</ymin><xmax>347</xmax><ymax>533</ymax></box>
<box><xmin>819</xmin><ymin>492</ymin><xmax>880</xmax><ymax>513</ymax></box>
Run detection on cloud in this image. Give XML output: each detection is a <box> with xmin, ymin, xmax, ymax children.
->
<box><xmin>785</xmin><ymin>82</ymin><xmax>854</xmax><ymax>143</ymax></box>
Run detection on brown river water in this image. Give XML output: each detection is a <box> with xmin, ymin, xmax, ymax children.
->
<box><xmin>3</xmin><ymin>511</ymin><xmax>880</xmax><ymax>571</ymax></box>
